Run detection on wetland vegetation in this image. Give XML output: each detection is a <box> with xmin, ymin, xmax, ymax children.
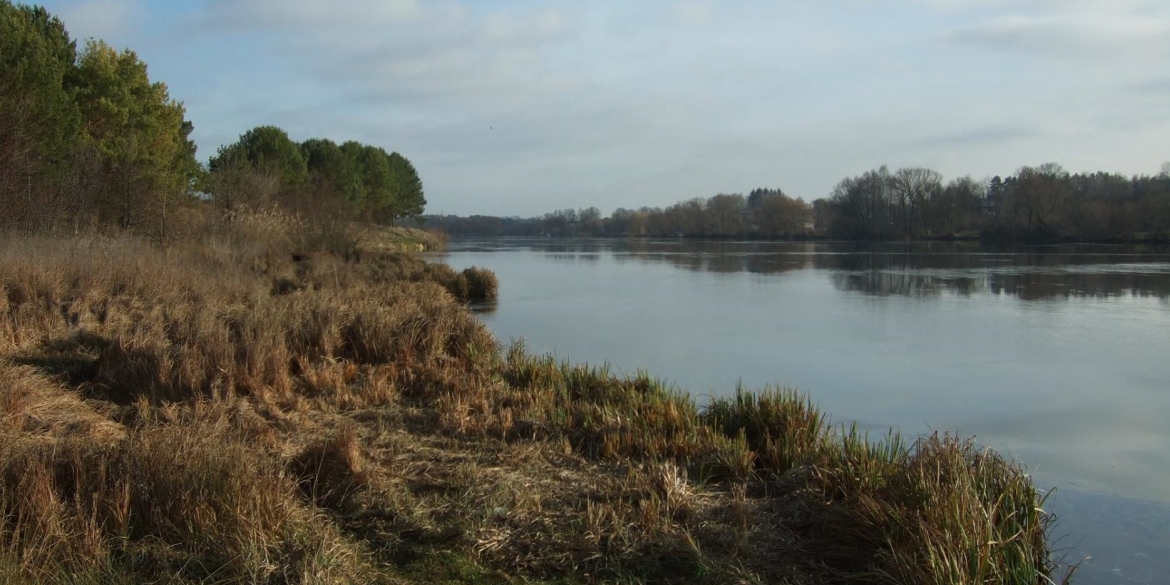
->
<box><xmin>0</xmin><ymin>213</ymin><xmax>1067</xmax><ymax>584</ymax></box>
<box><xmin>0</xmin><ymin>2</ymin><xmax>1079</xmax><ymax>582</ymax></box>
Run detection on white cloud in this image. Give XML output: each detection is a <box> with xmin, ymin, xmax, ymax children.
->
<box><xmin>204</xmin><ymin>0</ymin><xmax>579</xmax><ymax>101</ymax></box>
<box><xmin>945</xmin><ymin>4</ymin><xmax>1170</xmax><ymax>58</ymax></box>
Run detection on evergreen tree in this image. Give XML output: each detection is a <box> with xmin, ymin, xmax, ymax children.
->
<box><xmin>301</xmin><ymin>138</ymin><xmax>363</xmax><ymax>210</ymax></box>
<box><xmin>73</xmin><ymin>40</ymin><xmax>197</xmax><ymax>235</ymax></box>
<box><xmin>387</xmin><ymin>151</ymin><xmax>425</xmax><ymax>220</ymax></box>
<box><xmin>211</xmin><ymin>125</ymin><xmax>308</xmax><ymax>189</ymax></box>
<box><xmin>0</xmin><ymin>1</ymin><xmax>81</xmax><ymax>226</ymax></box>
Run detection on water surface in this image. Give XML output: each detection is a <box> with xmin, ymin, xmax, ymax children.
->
<box><xmin>441</xmin><ymin>239</ymin><xmax>1170</xmax><ymax>584</ymax></box>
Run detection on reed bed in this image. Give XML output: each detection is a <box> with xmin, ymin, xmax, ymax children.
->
<box><xmin>0</xmin><ymin>212</ymin><xmax>1069</xmax><ymax>584</ymax></box>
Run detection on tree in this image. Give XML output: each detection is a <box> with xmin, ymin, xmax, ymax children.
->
<box><xmin>211</xmin><ymin>126</ymin><xmax>308</xmax><ymax>191</ymax></box>
<box><xmin>670</xmin><ymin>198</ymin><xmax>707</xmax><ymax>236</ymax></box>
<box><xmin>577</xmin><ymin>206</ymin><xmax>602</xmax><ymax>235</ymax></box>
<box><xmin>0</xmin><ymin>2</ymin><xmax>78</xmax><ymax>154</ymax></box>
<box><xmin>386</xmin><ymin>151</ymin><xmax>425</xmax><ymax>220</ymax></box>
<box><xmin>890</xmin><ymin>167</ymin><xmax>943</xmax><ymax>237</ymax></box>
<box><xmin>705</xmin><ymin>193</ymin><xmax>746</xmax><ymax>236</ymax></box>
<box><xmin>73</xmin><ymin>40</ymin><xmax>197</xmax><ymax>239</ymax></box>
<box><xmin>1015</xmin><ymin>163</ymin><xmax>1069</xmax><ymax>235</ymax></box>
<box><xmin>0</xmin><ymin>1</ymin><xmax>81</xmax><ymax>228</ymax></box>
<box><xmin>205</xmin><ymin>144</ymin><xmax>279</xmax><ymax>213</ymax></box>
<box><xmin>340</xmin><ymin>142</ymin><xmax>394</xmax><ymax>220</ymax></box>
<box><xmin>750</xmin><ymin>190</ymin><xmax>812</xmax><ymax>237</ymax></box>
<box><xmin>301</xmin><ymin>138</ymin><xmax>363</xmax><ymax>210</ymax></box>
<box><xmin>933</xmin><ymin>176</ymin><xmax>984</xmax><ymax>236</ymax></box>
<box><xmin>828</xmin><ymin>166</ymin><xmax>894</xmax><ymax>238</ymax></box>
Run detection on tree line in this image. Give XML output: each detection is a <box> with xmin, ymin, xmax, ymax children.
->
<box><xmin>0</xmin><ymin>1</ymin><xmax>425</xmax><ymax>242</ymax></box>
<box><xmin>206</xmin><ymin>126</ymin><xmax>424</xmax><ymax>225</ymax></box>
<box><xmin>821</xmin><ymin>163</ymin><xmax>1170</xmax><ymax>241</ymax></box>
<box><xmin>416</xmin><ymin>189</ymin><xmax>815</xmax><ymax>238</ymax></box>
<box><xmin>416</xmin><ymin>163</ymin><xmax>1170</xmax><ymax>242</ymax></box>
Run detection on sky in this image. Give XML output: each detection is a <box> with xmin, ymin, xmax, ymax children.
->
<box><xmin>31</xmin><ymin>0</ymin><xmax>1170</xmax><ymax>216</ymax></box>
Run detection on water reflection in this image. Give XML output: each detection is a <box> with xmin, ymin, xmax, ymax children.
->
<box><xmin>442</xmin><ymin>237</ymin><xmax>1170</xmax><ymax>585</ymax></box>
<box><xmin>547</xmin><ymin>252</ymin><xmax>601</xmax><ymax>264</ymax></box>
<box><xmin>454</xmin><ymin>239</ymin><xmax>1170</xmax><ymax>301</ymax></box>
<box><xmin>468</xmin><ymin>300</ymin><xmax>498</xmax><ymax>315</ymax></box>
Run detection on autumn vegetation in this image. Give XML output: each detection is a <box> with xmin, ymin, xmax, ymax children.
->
<box><xmin>1</xmin><ymin>209</ymin><xmax>1069</xmax><ymax>584</ymax></box>
<box><xmin>1</xmin><ymin>2</ymin><xmax>1076</xmax><ymax>583</ymax></box>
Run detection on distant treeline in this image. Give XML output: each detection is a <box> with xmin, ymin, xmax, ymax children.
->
<box><xmin>823</xmin><ymin>164</ymin><xmax>1170</xmax><ymax>242</ymax></box>
<box><xmin>415</xmin><ymin>164</ymin><xmax>1170</xmax><ymax>242</ymax></box>
<box><xmin>415</xmin><ymin>189</ymin><xmax>814</xmax><ymax>239</ymax></box>
<box><xmin>0</xmin><ymin>1</ymin><xmax>425</xmax><ymax>242</ymax></box>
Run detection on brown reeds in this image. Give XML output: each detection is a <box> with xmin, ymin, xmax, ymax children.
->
<box><xmin>0</xmin><ymin>211</ymin><xmax>1068</xmax><ymax>584</ymax></box>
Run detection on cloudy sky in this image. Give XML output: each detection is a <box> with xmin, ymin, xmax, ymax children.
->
<box><xmin>33</xmin><ymin>0</ymin><xmax>1170</xmax><ymax>216</ymax></box>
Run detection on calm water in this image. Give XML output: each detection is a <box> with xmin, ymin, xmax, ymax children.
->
<box><xmin>439</xmin><ymin>239</ymin><xmax>1170</xmax><ymax>584</ymax></box>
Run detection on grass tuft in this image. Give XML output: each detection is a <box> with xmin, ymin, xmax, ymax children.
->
<box><xmin>0</xmin><ymin>212</ymin><xmax>1069</xmax><ymax>584</ymax></box>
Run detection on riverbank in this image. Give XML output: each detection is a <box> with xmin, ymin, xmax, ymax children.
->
<box><xmin>362</xmin><ymin>224</ymin><xmax>449</xmax><ymax>252</ymax></box>
<box><xmin>0</xmin><ymin>214</ymin><xmax>1067</xmax><ymax>584</ymax></box>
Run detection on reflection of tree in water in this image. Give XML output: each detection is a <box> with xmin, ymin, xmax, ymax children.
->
<box><xmin>832</xmin><ymin>273</ymin><xmax>981</xmax><ymax>298</ymax></box>
<box><xmin>469</xmin><ymin>300</ymin><xmax>498</xmax><ymax>315</ymax></box>
<box><xmin>536</xmin><ymin>240</ymin><xmax>604</xmax><ymax>264</ymax></box>
<box><xmin>548</xmin><ymin>252</ymin><xmax>600</xmax><ymax>264</ymax></box>
<box><xmin>988</xmin><ymin>271</ymin><xmax>1170</xmax><ymax>301</ymax></box>
<box><xmin>826</xmin><ymin>249</ymin><xmax>1170</xmax><ymax>300</ymax></box>
<box><xmin>528</xmin><ymin>240</ymin><xmax>605</xmax><ymax>254</ymax></box>
<box><xmin>611</xmin><ymin>240</ymin><xmax>815</xmax><ymax>275</ymax></box>
<box><xmin>591</xmin><ymin>239</ymin><xmax>1170</xmax><ymax>301</ymax></box>
<box><xmin>829</xmin><ymin>255</ymin><xmax>1170</xmax><ymax>300</ymax></box>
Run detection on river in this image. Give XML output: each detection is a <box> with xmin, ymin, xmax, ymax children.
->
<box><xmin>440</xmin><ymin>238</ymin><xmax>1170</xmax><ymax>584</ymax></box>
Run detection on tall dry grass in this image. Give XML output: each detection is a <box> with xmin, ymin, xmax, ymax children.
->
<box><xmin>0</xmin><ymin>209</ymin><xmax>1069</xmax><ymax>584</ymax></box>
<box><xmin>0</xmin><ymin>365</ymin><xmax>368</xmax><ymax>584</ymax></box>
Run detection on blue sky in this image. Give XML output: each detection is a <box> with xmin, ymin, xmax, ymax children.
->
<box><xmin>32</xmin><ymin>0</ymin><xmax>1170</xmax><ymax>216</ymax></box>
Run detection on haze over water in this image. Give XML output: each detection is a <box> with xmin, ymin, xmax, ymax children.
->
<box><xmin>442</xmin><ymin>239</ymin><xmax>1170</xmax><ymax>585</ymax></box>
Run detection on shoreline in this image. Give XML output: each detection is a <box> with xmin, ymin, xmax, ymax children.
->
<box><xmin>0</xmin><ymin>218</ymin><xmax>1070</xmax><ymax>584</ymax></box>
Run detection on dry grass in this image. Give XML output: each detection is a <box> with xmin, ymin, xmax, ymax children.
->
<box><xmin>0</xmin><ymin>210</ymin><xmax>1068</xmax><ymax>584</ymax></box>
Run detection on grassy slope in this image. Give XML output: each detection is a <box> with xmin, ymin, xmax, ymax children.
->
<box><xmin>0</xmin><ymin>212</ymin><xmax>1068</xmax><ymax>584</ymax></box>
<box><xmin>364</xmin><ymin>224</ymin><xmax>448</xmax><ymax>252</ymax></box>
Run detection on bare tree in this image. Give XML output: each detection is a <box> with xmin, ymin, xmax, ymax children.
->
<box><xmin>1016</xmin><ymin>163</ymin><xmax>1070</xmax><ymax>235</ymax></box>
<box><xmin>890</xmin><ymin>167</ymin><xmax>943</xmax><ymax>236</ymax></box>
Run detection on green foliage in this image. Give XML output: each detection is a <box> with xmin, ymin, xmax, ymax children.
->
<box><xmin>211</xmin><ymin>125</ymin><xmax>308</xmax><ymax>188</ymax></box>
<box><xmin>302</xmin><ymin>138</ymin><xmax>363</xmax><ymax>208</ymax></box>
<box><xmin>0</xmin><ymin>1</ymin><xmax>80</xmax><ymax>158</ymax></box>
<box><xmin>344</xmin><ymin>142</ymin><xmax>394</xmax><ymax>218</ymax></box>
<box><xmin>206</xmin><ymin>132</ymin><xmax>428</xmax><ymax>225</ymax></box>
<box><xmin>0</xmin><ymin>1</ymin><xmax>82</xmax><ymax>232</ymax></box>
<box><xmin>72</xmin><ymin>40</ymin><xmax>197</xmax><ymax>231</ymax></box>
<box><xmin>3</xmin><ymin>1</ymin><xmax>428</xmax><ymax>235</ymax></box>
<box><xmin>0</xmin><ymin>8</ymin><xmax>197</xmax><ymax>235</ymax></box>
<box><xmin>388</xmin><ymin>151</ymin><xmax>426</xmax><ymax>220</ymax></box>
